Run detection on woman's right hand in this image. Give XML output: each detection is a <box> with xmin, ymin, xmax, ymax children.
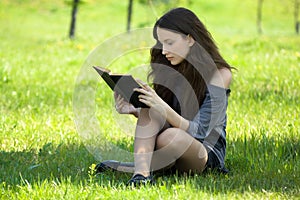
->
<box><xmin>114</xmin><ymin>92</ymin><xmax>140</xmax><ymax>117</ymax></box>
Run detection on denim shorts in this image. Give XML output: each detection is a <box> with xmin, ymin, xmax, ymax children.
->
<box><xmin>204</xmin><ymin>150</ymin><xmax>229</xmax><ymax>174</ymax></box>
<box><xmin>205</xmin><ymin>150</ymin><xmax>221</xmax><ymax>169</ymax></box>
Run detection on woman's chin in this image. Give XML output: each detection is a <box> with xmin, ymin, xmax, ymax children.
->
<box><xmin>169</xmin><ymin>59</ymin><xmax>180</xmax><ymax>65</ymax></box>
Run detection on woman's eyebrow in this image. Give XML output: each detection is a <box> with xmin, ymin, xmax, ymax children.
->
<box><xmin>159</xmin><ymin>38</ymin><xmax>173</xmax><ymax>43</ymax></box>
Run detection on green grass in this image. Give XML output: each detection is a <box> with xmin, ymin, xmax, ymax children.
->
<box><xmin>1</xmin><ymin>0</ymin><xmax>299</xmax><ymax>199</ymax></box>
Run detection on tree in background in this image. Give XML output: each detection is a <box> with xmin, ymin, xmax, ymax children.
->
<box><xmin>66</xmin><ymin>0</ymin><xmax>298</xmax><ymax>37</ymax></box>
<box><xmin>257</xmin><ymin>0</ymin><xmax>264</xmax><ymax>34</ymax></box>
<box><xmin>295</xmin><ymin>0</ymin><xmax>299</xmax><ymax>34</ymax></box>
<box><xmin>69</xmin><ymin>0</ymin><xmax>80</xmax><ymax>39</ymax></box>
<box><xmin>128</xmin><ymin>0</ymin><xmax>191</xmax><ymax>32</ymax></box>
<box><xmin>127</xmin><ymin>0</ymin><xmax>133</xmax><ymax>32</ymax></box>
<box><xmin>257</xmin><ymin>0</ymin><xmax>300</xmax><ymax>35</ymax></box>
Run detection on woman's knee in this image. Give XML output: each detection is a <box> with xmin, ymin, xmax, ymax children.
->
<box><xmin>156</xmin><ymin>128</ymin><xmax>184</xmax><ymax>149</ymax></box>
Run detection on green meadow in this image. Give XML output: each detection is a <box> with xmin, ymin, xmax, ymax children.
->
<box><xmin>1</xmin><ymin>0</ymin><xmax>299</xmax><ymax>199</ymax></box>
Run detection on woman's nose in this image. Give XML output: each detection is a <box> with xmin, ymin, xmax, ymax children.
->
<box><xmin>162</xmin><ymin>46</ymin><xmax>168</xmax><ymax>55</ymax></box>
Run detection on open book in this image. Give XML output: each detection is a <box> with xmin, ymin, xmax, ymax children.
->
<box><xmin>93</xmin><ymin>66</ymin><xmax>148</xmax><ymax>108</ymax></box>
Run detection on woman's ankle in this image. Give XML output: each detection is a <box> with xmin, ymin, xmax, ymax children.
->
<box><xmin>133</xmin><ymin>172</ymin><xmax>150</xmax><ymax>178</ymax></box>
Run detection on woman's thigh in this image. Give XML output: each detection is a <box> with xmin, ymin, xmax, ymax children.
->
<box><xmin>152</xmin><ymin>128</ymin><xmax>208</xmax><ymax>173</ymax></box>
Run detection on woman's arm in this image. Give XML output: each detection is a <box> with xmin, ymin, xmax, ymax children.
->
<box><xmin>188</xmin><ymin>68</ymin><xmax>232</xmax><ymax>136</ymax></box>
<box><xmin>164</xmin><ymin>104</ymin><xmax>190</xmax><ymax>130</ymax></box>
<box><xmin>134</xmin><ymin>68</ymin><xmax>232</xmax><ymax>131</ymax></box>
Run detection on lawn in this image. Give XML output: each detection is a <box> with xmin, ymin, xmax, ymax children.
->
<box><xmin>0</xmin><ymin>0</ymin><xmax>299</xmax><ymax>199</ymax></box>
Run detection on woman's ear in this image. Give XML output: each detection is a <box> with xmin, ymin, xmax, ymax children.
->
<box><xmin>187</xmin><ymin>34</ymin><xmax>195</xmax><ymax>47</ymax></box>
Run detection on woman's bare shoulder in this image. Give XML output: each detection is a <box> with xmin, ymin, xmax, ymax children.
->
<box><xmin>219</xmin><ymin>68</ymin><xmax>232</xmax><ymax>88</ymax></box>
<box><xmin>210</xmin><ymin>67</ymin><xmax>232</xmax><ymax>88</ymax></box>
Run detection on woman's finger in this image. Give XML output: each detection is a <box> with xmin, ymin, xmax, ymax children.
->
<box><xmin>138</xmin><ymin>95</ymin><xmax>154</xmax><ymax>105</ymax></box>
<box><xmin>138</xmin><ymin>98</ymin><xmax>151</xmax><ymax>107</ymax></box>
<box><xmin>136</xmin><ymin>78</ymin><xmax>145</xmax><ymax>86</ymax></box>
<box><xmin>116</xmin><ymin>95</ymin><xmax>120</xmax><ymax>104</ymax></box>
<box><xmin>114</xmin><ymin>91</ymin><xmax>120</xmax><ymax>99</ymax></box>
<box><xmin>136</xmin><ymin>79</ymin><xmax>151</xmax><ymax>90</ymax></box>
<box><xmin>117</xmin><ymin>95</ymin><xmax>122</xmax><ymax>102</ymax></box>
<box><xmin>117</xmin><ymin>95</ymin><xmax>125</xmax><ymax>104</ymax></box>
<box><xmin>138</xmin><ymin>94</ymin><xmax>147</xmax><ymax>99</ymax></box>
<box><xmin>134</xmin><ymin>88</ymin><xmax>151</xmax><ymax>96</ymax></box>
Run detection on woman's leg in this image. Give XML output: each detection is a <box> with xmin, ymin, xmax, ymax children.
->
<box><xmin>151</xmin><ymin>128</ymin><xmax>208</xmax><ymax>173</ymax></box>
<box><xmin>133</xmin><ymin>108</ymin><xmax>166</xmax><ymax>177</ymax></box>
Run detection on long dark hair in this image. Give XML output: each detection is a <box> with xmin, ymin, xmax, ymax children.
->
<box><xmin>148</xmin><ymin>7</ymin><xmax>232</xmax><ymax>119</ymax></box>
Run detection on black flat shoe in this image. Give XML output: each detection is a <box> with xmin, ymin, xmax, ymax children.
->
<box><xmin>127</xmin><ymin>174</ymin><xmax>154</xmax><ymax>186</ymax></box>
<box><xmin>95</xmin><ymin>161</ymin><xmax>117</xmax><ymax>173</ymax></box>
<box><xmin>95</xmin><ymin>160</ymin><xmax>135</xmax><ymax>173</ymax></box>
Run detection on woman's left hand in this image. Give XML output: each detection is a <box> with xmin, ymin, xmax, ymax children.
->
<box><xmin>134</xmin><ymin>80</ymin><xmax>167</xmax><ymax>111</ymax></box>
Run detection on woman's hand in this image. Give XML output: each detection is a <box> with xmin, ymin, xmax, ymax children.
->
<box><xmin>134</xmin><ymin>80</ymin><xmax>189</xmax><ymax>131</ymax></box>
<box><xmin>134</xmin><ymin>80</ymin><xmax>168</xmax><ymax>115</ymax></box>
<box><xmin>114</xmin><ymin>92</ymin><xmax>140</xmax><ymax>117</ymax></box>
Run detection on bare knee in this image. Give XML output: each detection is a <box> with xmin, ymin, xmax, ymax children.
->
<box><xmin>154</xmin><ymin>128</ymin><xmax>207</xmax><ymax>173</ymax></box>
<box><xmin>156</xmin><ymin>128</ymin><xmax>183</xmax><ymax>149</ymax></box>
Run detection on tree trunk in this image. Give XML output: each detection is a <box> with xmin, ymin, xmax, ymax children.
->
<box><xmin>295</xmin><ymin>0</ymin><xmax>299</xmax><ymax>34</ymax></box>
<box><xmin>127</xmin><ymin>0</ymin><xmax>133</xmax><ymax>33</ymax></box>
<box><xmin>69</xmin><ymin>0</ymin><xmax>79</xmax><ymax>39</ymax></box>
<box><xmin>257</xmin><ymin>0</ymin><xmax>263</xmax><ymax>34</ymax></box>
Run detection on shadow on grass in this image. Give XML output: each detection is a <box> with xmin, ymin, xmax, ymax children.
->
<box><xmin>0</xmin><ymin>142</ymin><xmax>101</xmax><ymax>186</ymax></box>
<box><xmin>0</xmin><ymin>136</ymin><xmax>299</xmax><ymax>195</ymax></box>
<box><xmin>155</xmin><ymin>134</ymin><xmax>299</xmax><ymax>196</ymax></box>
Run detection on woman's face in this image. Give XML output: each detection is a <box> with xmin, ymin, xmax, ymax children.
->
<box><xmin>156</xmin><ymin>27</ymin><xmax>194</xmax><ymax>65</ymax></box>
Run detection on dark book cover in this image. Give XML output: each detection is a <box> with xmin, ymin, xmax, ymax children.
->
<box><xmin>93</xmin><ymin>66</ymin><xmax>148</xmax><ymax>108</ymax></box>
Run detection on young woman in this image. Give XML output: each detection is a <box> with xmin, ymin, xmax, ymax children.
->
<box><xmin>98</xmin><ymin>7</ymin><xmax>233</xmax><ymax>186</ymax></box>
